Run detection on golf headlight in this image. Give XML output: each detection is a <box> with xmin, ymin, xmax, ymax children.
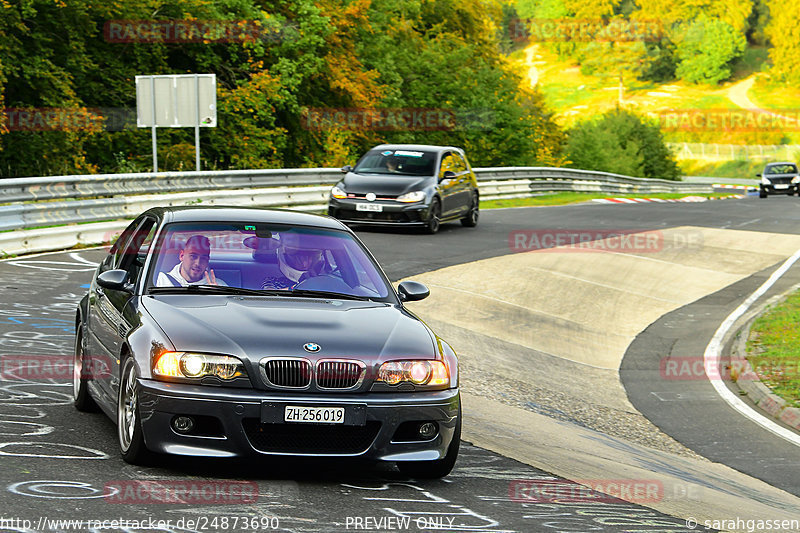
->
<box><xmin>792</xmin><ymin>176</ymin><xmax>800</xmax><ymax>184</ymax></box>
<box><xmin>153</xmin><ymin>352</ymin><xmax>246</xmax><ymax>380</ymax></box>
<box><xmin>376</xmin><ymin>360</ymin><xmax>449</xmax><ymax>386</ymax></box>
<box><xmin>761</xmin><ymin>176</ymin><xmax>771</xmax><ymax>185</ymax></box>
<box><xmin>331</xmin><ymin>186</ymin><xmax>347</xmax><ymax>199</ymax></box>
<box><xmin>396</xmin><ymin>191</ymin><xmax>426</xmax><ymax>203</ymax></box>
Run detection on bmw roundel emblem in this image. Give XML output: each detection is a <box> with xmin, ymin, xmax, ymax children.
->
<box><xmin>303</xmin><ymin>343</ymin><xmax>321</xmax><ymax>353</ymax></box>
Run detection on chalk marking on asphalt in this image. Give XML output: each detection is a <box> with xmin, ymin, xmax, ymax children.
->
<box><xmin>704</xmin><ymin>248</ymin><xmax>800</xmax><ymax>447</ymax></box>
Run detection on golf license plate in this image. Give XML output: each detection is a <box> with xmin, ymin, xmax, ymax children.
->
<box><xmin>284</xmin><ymin>405</ymin><xmax>345</xmax><ymax>424</ymax></box>
<box><xmin>356</xmin><ymin>203</ymin><xmax>383</xmax><ymax>212</ymax></box>
<box><xmin>775</xmin><ymin>184</ymin><xmax>789</xmax><ymax>189</ymax></box>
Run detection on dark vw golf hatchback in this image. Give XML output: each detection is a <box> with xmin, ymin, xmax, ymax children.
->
<box><xmin>328</xmin><ymin>144</ymin><xmax>479</xmax><ymax>234</ymax></box>
<box><xmin>74</xmin><ymin>206</ymin><xmax>461</xmax><ymax>477</ymax></box>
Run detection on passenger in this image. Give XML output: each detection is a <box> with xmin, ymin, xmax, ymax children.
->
<box><xmin>385</xmin><ymin>157</ymin><xmax>401</xmax><ymax>173</ymax></box>
<box><xmin>157</xmin><ymin>235</ymin><xmax>227</xmax><ymax>287</ymax></box>
<box><xmin>261</xmin><ymin>232</ymin><xmax>329</xmax><ymax>290</ymax></box>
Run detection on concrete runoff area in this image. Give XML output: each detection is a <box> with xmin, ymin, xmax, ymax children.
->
<box><xmin>404</xmin><ymin>225</ymin><xmax>800</xmax><ymax>525</ymax></box>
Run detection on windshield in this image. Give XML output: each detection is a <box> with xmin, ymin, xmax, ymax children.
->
<box><xmin>766</xmin><ymin>164</ymin><xmax>798</xmax><ymax>174</ymax></box>
<box><xmin>353</xmin><ymin>149</ymin><xmax>437</xmax><ymax>176</ymax></box>
<box><xmin>146</xmin><ymin>222</ymin><xmax>392</xmax><ymax>300</ymax></box>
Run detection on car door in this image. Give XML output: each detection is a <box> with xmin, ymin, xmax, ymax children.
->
<box><xmin>89</xmin><ymin>216</ymin><xmax>156</xmax><ymax>399</ymax></box>
<box><xmin>450</xmin><ymin>151</ymin><xmax>473</xmax><ymax>215</ymax></box>
<box><xmin>438</xmin><ymin>152</ymin><xmax>463</xmax><ymax>217</ymax></box>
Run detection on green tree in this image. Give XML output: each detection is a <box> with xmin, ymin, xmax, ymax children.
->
<box><xmin>765</xmin><ymin>0</ymin><xmax>800</xmax><ymax>83</ymax></box>
<box><xmin>0</xmin><ymin>0</ymin><xmax>566</xmax><ymax>176</ymax></box>
<box><xmin>565</xmin><ymin>108</ymin><xmax>680</xmax><ymax>180</ymax></box>
<box><xmin>675</xmin><ymin>17</ymin><xmax>745</xmax><ymax>84</ymax></box>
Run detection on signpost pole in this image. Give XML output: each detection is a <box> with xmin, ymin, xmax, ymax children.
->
<box><xmin>151</xmin><ymin>127</ymin><xmax>158</xmax><ymax>172</ymax></box>
<box><xmin>150</xmin><ymin>77</ymin><xmax>158</xmax><ymax>172</ymax></box>
<box><xmin>195</xmin><ymin>74</ymin><xmax>201</xmax><ymax>171</ymax></box>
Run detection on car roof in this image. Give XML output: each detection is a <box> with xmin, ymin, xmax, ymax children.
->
<box><xmin>370</xmin><ymin>144</ymin><xmax>463</xmax><ymax>154</ymax></box>
<box><xmin>144</xmin><ymin>206</ymin><xmax>348</xmax><ymax>230</ymax></box>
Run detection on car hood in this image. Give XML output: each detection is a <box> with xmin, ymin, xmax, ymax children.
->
<box><xmin>141</xmin><ymin>294</ymin><xmax>437</xmax><ymax>363</ymax></box>
<box><xmin>341</xmin><ymin>173</ymin><xmax>432</xmax><ymax>195</ymax></box>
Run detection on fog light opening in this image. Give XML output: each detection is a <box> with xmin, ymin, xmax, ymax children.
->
<box><xmin>418</xmin><ymin>422</ymin><xmax>438</xmax><ymax>439</ymax></box>
<box><xmin>172</xmin><ymin>415</ymin><xmax>195</xmax><ymax>434</ymax></box>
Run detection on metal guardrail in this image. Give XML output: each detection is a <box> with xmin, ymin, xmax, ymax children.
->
<box><xmin>0</xmin><ymin>167</ymin><xmax>711</xmax><ymax>232</ymax></box>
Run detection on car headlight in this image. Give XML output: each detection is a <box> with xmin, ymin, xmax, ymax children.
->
<box><xmin>792</xmin><ymin>176</ymin><xmax>800</xmax><ymax>184</ymax></box>
<box><xmin>331</xmin><ymin>186</ymin><xmax>347</xmax><ymax>199</ymax></box>
<box><xmin>761</xmin><ymin>176</ymin><xmax>771</xmax><ymax>185</ymax></box>
<box><xmin>376</xmin><ymin>360</ymin><xmax>449</xmax><ymax>386</ymax></box>
<box><xmin>153</xmin><ymin>352</ymin><xmax>246</xmax><ymax>380</ymax></box>
<box><xmin>396</xmin><ymin>191</ymin><xmax>426</xmax><ymax>203</ymax></box>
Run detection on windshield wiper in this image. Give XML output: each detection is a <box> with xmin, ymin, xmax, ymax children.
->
<box><xmin>289</xmin><ymin>289</ymin><xmax>372</xmax><ymax>301</ymax></box>
<box><xmin>149</xmin><ymin>285</ymin><xmax>285</xmax><ymax>296</ymax></box>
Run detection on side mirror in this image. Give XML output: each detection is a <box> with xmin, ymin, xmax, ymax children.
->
<box><xmin>341</xmin><ymin>165</ymin><xmax>353</xmax><ymax>173</ymax></box>
<box><xmin>97</xmin><ymin>269</ymin><xmax>132</xmax><ymax>292</ymax></box>
<box><xmin>440</xmin><ymin>170</ymin><xmax>456</xmax><ymax>182</ymax></box>
<box><xmin>398</xmin><ymin>281</ymin><xmax>430</xmax><ymax>302</ymax></box>
<box><xmin>756</xmin><ymin>173</ymin><xmax>761</xmax><ymax>177</ymax></box>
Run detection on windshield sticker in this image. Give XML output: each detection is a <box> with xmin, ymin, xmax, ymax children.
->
<box><xmin>381</xmin><ymin>150</ymin><xmax>394</xmax><ymax>156</ymax></box>
<box><xmin>393</xmin><ymin>150</ymin><xmax>424</xmax><ymax>157</ymax></box>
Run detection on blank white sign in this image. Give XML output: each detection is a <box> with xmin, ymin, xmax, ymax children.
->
<box><xmin>136</xmin><ymin>74</ymin><xmax>216</xmax><ymax>128</ymax></box>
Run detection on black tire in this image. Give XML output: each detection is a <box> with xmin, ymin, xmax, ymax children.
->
<box><xmin>397</xmin><ymin>402</ymin><xmax>461</xmax><ymax>479</ymax></box>
<box><xmin>118</xmin><ymin>357</ymin><xmax>153</xmax><ymax>464</ymax></box>
<box><xmin>460</xmin><ymin>193</ymin><xmax>479</xmax><ymax>228</ymax></box>
<box><xmin>425</xmin><ymin>199</ymin><xmax>441</xmax><ymax>235</ymax></box>
<box><xmin>73</xmin><ymin>327</ymin><xmax>98</xmax><ymax>412</ymax></box>
<box><xmin>759</xmin><ymin>189</ymin><xmax>767</xmax><ymax>198</ymax></box>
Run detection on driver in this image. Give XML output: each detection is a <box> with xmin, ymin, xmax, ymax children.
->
<box><xmin>260</xmin><ymin>232</ymin><xmax>329</xmax><ymax>290</ymax></box>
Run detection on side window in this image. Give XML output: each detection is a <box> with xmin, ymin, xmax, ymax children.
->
<box><xmin>439</xmin><ymin>153</ymin><xmax>457</xmax><ymax>179</ymax></box>
<box><xmin>118</xmin><ymin>218</ymin><xmax>157</xmax><ymax>283</ymax></box>
<box><xmin>108</xmin><ymin>219</ymin><xmax>142</xmax><ymax>270</ymax></box>
<box><xmin>451</xmin><ymin>152</ymin><xmax>467</xmax><ymax>173</ymax></box>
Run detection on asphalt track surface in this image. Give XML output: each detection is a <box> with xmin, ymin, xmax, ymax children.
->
<box><xmin>0</xmin><ymin>193</ymin><xmax>798</xmax><ymax>532</ymax></box>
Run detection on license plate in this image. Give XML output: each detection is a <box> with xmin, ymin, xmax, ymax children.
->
<box><xmin>356</xmin><ymin>203</ymin><xmax>383</xmax><ymax>212</ymax></box>
<box><xmin>284</xmin><ymin>406</ymin><xmax>345</xmax><ymax>424</ymax></box>
<box><xmin>775</xmin><ymin>184</ymin><xmax>789</xmax><ymax>189</ymax></box>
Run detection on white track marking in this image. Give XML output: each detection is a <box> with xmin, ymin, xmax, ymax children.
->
<box><xmin>704</xmin><ymin>248</ymin><xmax>800</xmax><ymax>447</ymax></box>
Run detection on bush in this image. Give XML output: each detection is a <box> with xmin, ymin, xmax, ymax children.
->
<box><xmin>565</xmin><ymin>108</ymin><xmax>680</xmax><ymax>180</ymax></box>
<box><xmin>675</xmin><ymin>18</ymin><xmax>745</xmax><ymax>85</ymax></box>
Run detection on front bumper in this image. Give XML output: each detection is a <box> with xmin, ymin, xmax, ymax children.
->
<box><xmin>328</xmin><ymin>198</ymin><xmax>430</xmax><ymax>226</ymax></box>
<box><xmin>138</xmin><ymin>379</ymin><xmax>460</xmax><ymax>462</ymax></box>
<box><xmin>761</xmin><ymin>182</ymin><xmax>797</xmax><ymax>195</ymax></box>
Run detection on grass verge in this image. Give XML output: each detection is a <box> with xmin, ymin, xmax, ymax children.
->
<box><xmin>747</xmin><ymin>291</ymin><xmax>800</xmax><ymax>408</ymax></box>
<box><xmin>481</xmin><ymin>192</ymin><xmax>733</xmax><ymax>209</ymax></box>
<box><xmin>679</xmin><ymin>159</ymin><xmax>764</xmax><ymax>180</ymax></box>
